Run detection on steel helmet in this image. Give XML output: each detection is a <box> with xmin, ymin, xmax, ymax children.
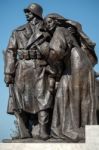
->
<box><xmin>24</xmin><ymin>3</ymin><xmax>43</xmax><ymax>19</ymax></box>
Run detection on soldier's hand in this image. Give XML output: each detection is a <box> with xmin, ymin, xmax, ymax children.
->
<box><xmin>4</xmin><ymin>74</ymin><xmax>14</xmax><ymax>86</ymax></box>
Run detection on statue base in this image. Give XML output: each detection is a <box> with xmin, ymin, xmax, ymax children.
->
<box><xmin>2</xmin><ymin>138</ymin><xmax>85</xmax><ymax>143</ymax></box>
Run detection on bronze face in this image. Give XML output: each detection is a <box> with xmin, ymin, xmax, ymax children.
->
<box><xmin>44</xmin><ymin>17</ymin><xmax>56</xmax><ymax>31</ymax></box>
<box><xmin>25</xmin><ymin>10</ymin><xmax>34</xmax><ymax>21</ymax></box>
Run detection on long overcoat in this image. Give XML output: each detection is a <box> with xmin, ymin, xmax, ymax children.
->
<box><xmin>5</xmin><ymin>21</ymin><xmax>53</xmax><ymax>114</ymax></box>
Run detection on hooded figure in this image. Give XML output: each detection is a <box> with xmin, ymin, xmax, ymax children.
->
<box><xmin>44</xmin><ymin>13</ymin><xmax>97</xmax><ymax>142</ymax></box>
<box><xmin>44</xmin><ymin>13</ymin><xmax>97</xmax><ymax>66</ymax></box>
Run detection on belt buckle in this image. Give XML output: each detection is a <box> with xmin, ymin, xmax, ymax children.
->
<box><xmin>23</xmin><ymin>50</ymin><xmax>29</xmax><ymax>60</ymax></box>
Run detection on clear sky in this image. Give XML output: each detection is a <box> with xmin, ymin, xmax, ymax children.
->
<box><xmin>0</xmin><ymin>0</ymin><xmax>99</xmax><ymax>141</ymax></box>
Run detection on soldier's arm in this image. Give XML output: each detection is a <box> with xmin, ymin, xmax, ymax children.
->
<box><xmin>4</xmin><ymin>31</ymin><xmax>18</xmax><ymax>86</ymax></box>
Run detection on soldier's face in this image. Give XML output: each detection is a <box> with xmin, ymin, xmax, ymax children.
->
<box><xmin>45</xmin><ymin>17</ymin><xmax>56</xmax><ymax>31</ymax></box>
<box><xmin>25</xmin><ymin>11</ymin><xmax>34</xmax><ymax>21</ymax></box>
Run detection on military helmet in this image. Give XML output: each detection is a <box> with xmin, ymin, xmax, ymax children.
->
<box><xmin>24</xmin><ymin>3</ymin><xmax>43</xmax><ymax>19</ymax></box>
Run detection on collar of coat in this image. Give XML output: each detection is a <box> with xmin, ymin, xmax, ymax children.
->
<box><xmin>16</xmin><ymin>18</ymin><xmax>42</xmax><ymax>31</ymax></box>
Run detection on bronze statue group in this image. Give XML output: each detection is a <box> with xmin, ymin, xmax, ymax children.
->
<box><xmin>4</xmin><ymin>3</ymin><xmax>98</xmax><ymax>142</ymax></box>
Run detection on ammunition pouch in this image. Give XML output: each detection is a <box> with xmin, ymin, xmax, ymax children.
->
<box><xmin>17</xmin><ymin>49</ymin><xmax>43</xmax><ymax>60</ymax></box>
<box><xmin>17</xmin><ymin>50</ymin><xmax>29</xmax><ymax>60</ymax></box>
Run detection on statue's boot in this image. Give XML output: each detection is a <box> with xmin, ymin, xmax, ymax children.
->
<box><xmin>14</xmin><ymin>111</ymin><xmax>31</xmax><ymax>139</ymax></box>
<box><xmin>38</xmin><ymin>110</ymin><xmax>49</xmax><ymax>140</ymax></box>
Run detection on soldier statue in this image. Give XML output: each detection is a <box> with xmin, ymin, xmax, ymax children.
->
<box><xmin>4</xmin><ymin>3</ymin><xmax>55</xmax><ymax>140</ymax></box>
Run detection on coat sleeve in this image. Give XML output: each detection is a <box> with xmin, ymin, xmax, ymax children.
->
<box><xmin>47</xmin><ymin>27</ymin><xmax>68</xmax><ymax>78</ymax></box>
<box><xmin>49</xmin><ymin>27</ymin><xmax>67</xmax><ymax>63</ymax></box>
<box><xmin>4</xmin><ymin>31</ymin><xmax>18</xmax><ymax>75</ymax></box>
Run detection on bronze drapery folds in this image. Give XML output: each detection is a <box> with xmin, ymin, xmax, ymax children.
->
<box><xmin>44</xmin><ymin>13</ymin><xmax>98</xmax><ymax>142</ymax></box>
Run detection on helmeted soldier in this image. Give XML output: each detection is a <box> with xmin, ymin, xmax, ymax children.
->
<box><xmin>4</xmin><ymin>3</ymin><xmax>54</xmax><ymax>140</ymax></box>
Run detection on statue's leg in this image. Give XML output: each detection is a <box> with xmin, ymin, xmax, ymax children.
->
<box><xmin>14</xmin><ymin>111</ymin><xmax>31</xmax><ymax>139</ymax></box>
<box><xmin>38</xmin><ymin>110</ymin><xmax>49</xmax><ymax>140</ymax></box>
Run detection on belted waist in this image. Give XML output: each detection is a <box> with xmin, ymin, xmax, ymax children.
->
<box><xmin>17</xmin><ymin>49</ymin><xmax>43</xmax><ymax>60</ymax></box>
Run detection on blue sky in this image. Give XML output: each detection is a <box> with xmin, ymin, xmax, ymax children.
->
<box><xmin>0</xmin><ymin>0</ymin><xmax>99</xmax><ymax>141</ymax></box>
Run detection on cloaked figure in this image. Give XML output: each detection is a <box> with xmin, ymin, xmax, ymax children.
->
<box><xmin>44</xmin><ymin>13</ymin><xmax>98</xmax><ymax>142</ymax></box>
